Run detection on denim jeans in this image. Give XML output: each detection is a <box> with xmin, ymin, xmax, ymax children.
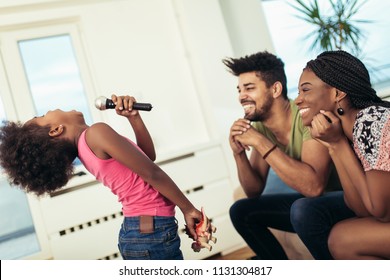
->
<box><xmin>230</xmin><ymin>193</ymin><xmax>304</xmax><ymax>259</ymax></box>
<box><xmin>290</xmin><ymin>191</ymin><xmax>356</xmax><ymax>259</ymax></box>
<box><xmin>118</xmin><ymin>216</ymin><xmax>183</xmax><ymax>260</ymax></box>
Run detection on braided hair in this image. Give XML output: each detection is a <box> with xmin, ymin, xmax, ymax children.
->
<box><xmin>306</xmin><ymin>50</ymin><xmax>390</xmax><ymax>109</ymax></box>
<box><xmin>222</xmin><ymin>51</ymin><xmax>288</xmax><ymax>99</ymax></box>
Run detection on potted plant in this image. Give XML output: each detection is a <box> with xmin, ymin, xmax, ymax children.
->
<box><xmin>289</xmin><ymin>0</ymin><xmax>371</xmax><ymax>56</ymax></box>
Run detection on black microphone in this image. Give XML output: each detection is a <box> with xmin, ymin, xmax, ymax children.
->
<box><xmin>95</xmin><ymin>96</ymin><xmax>153</xmax><ymax>111</ymax></box>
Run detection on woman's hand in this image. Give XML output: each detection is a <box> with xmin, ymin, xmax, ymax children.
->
<box><xmin>111</xmin><ymin>94</ymin><xmax>139</xmax><ymax>117</ymax></box>
<box><xmin>310</xmin><ymin>110</ymin><xmax>345</xmax><ymax>147</ymax></box>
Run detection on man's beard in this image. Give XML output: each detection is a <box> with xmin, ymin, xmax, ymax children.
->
<box><xmin>245</xmin><ymin>95</ymin><xmax>273</xmax><ymax>122</ymax></box>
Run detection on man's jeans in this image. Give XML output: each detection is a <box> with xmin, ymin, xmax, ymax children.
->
<box><xmin>230</xmin><ymin>192</ymin><xmax>304</xmax><ymax>259</ymax></box>
<box><xmin>290</xmin><ymin>191</ymin><xmax>356</xmax><ymax>259</ymax></box>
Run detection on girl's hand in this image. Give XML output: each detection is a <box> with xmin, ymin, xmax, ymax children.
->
<box><xmin>183</xmin><ymin>208</ymin><xmax>203</xmax><ymax>240</ymax></box>
<box><xmin>310</xmin><ymin>110</ymin><xmax>345</xmax><ymax>147</ymax></box>
<box><xmin>111</xmin><ymin>94</ymin><xmax>139</xmax><ymax>117</ymax></box>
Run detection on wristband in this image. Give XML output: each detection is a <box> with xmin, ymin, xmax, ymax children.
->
<box><xmin>263</xmin><ymin>144</ymin><xmax>277</xmax><ymax>160</ymax></box>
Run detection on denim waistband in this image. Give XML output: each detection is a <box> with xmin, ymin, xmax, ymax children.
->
<box><xmin>122</xmin><ymin>216</ymin><xmax>177</xmax><ymax>230</ymax></box>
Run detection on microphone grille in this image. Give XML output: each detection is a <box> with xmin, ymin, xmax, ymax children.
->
<box><xmin>95</xmin><ymin>96</ymin><xmax>107</xmax><ymax>110</ymax></box>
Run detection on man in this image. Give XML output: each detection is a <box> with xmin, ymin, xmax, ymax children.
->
<box><xmin>223</xmin><ymin>51</ymin><xmax>340</xmax><ymax>259</ymax></box>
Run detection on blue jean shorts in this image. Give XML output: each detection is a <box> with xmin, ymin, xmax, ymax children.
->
<box><xmin>118</xmin><ymin>216</ymin><xmax>183</xmax><ymax>260</ymax></box>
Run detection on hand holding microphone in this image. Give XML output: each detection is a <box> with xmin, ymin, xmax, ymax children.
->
<box><xmin>95</xmin><ymin>96</ymin><xmax>153</xmax><ymax>111</ymax></box>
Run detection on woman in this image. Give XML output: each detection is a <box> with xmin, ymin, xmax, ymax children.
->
<box><xmin>294</xmin><ymin>50</ymin><xmax>390</xmax><ymax>259</ymax></box>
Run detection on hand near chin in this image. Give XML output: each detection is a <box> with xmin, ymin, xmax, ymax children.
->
<box><xmin>310</xmin><ymin>110</ymin><xmax>345</xmax><ymax>146</ymax></box>
<box><xmin>234</xmin><ymin>125</ymin><xmax>259</xmax><ymax>148</ymax></box>
<box><xmin>229</xmin><ymin>119</ymin><xmax>251</xmax><ymax>153</ymax></box>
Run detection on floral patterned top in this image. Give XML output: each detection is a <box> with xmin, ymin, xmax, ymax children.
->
<box><xmin>353</xmin><ymin>105</ymin><xmax>390</xmax><ymax>172</ymax></box>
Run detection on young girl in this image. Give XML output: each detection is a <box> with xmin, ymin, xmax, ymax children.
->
<box><xmin>0</xmin><ymin>94</ymin><xmax>202</xmax><ymax>260</ymax></box>
<box><xmin>294</xmin><ymin>50</ymin><xmax>390</xmax><ymax>259</ymax></box>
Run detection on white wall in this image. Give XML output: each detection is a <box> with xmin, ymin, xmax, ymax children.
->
<box><xmin>0</xmin><ymin>0</ymin><xmax>274</xmax><ymax>259</ymax></box>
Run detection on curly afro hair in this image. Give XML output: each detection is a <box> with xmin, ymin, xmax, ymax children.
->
<box><xmin>0</xmin><ymin>121</ymin><xmax>78</xmax><ymax>196</ymax></box>
<box><xmin>222</xmin><ymin>51</ymin><xmax>288</xmax><ymax>99</ymax></box>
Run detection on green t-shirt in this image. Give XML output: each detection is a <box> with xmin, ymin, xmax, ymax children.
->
<box><xmin>251</xmin><ymin>100</ymin><xmax>341</xmax><ymax>192</ymax></box>
<box><xmin>252</xmin><ymin>100</ymin><xmax>311</xmax><ymax>160</ymax></box>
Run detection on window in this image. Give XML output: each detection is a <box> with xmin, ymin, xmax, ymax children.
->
<box><xmin>18</xmin><ymin>34</ymin><xmax>95</xmax><ymax>167</ymax></box>
<box><xmin>0</xmin><ymin>26</ymin><xmax>96</xmax><ymax>259</ymax></box>
<box><xmin>18</xmin><ymin>35</ymin><xmax>92</xmax><ymax>124</ymax></box>
<box><xmin>0</xmin><ymin>102</ymin><xmax>40</xmax><ymax>259</ymax></box>
<box><xmin>262</xmin><ymin>0</ymin><xmax>390</xmax><ymax>99</ymax></box>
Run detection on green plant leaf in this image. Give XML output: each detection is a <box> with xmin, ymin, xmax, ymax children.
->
<box><xmin>290</xmin><ymin>0</ymin><xmax>371</xmax><ymax>55</ymax></box>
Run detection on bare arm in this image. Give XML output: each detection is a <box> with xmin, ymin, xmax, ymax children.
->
<box><xmin>234</xmin><ymin>121</ymin><xmax>331</xmax><ymax>197</ymax></box>
<box><xmin>365</xmin><ymin>170</ymin><xmax>390</xmax><ymax>221</ymax></box>
<box><xmin>229</xmin><ymin>119</ymin><xmax>268</xmax><ymax>197</ymax></box>
<box><xmin>328</xmin><ymin>139</ymin><xmax>390</xmax><ymax>220</ymax></box>
<box><xmin>111</xmin><ymin>94</ymin><xmax>156</xmax><ymax>160</ymax></box>
<box><xmin>128</xmin><ymin>115</ymin><xmax>156</xmax><ymax>161</ymax></box>
<box><xmin>312</xmin><ymin>111</ymin><xmax>390</xmax><ymax>221</ymax></box>
<box><xmin>327</xmin><ymin>138</ymin><xmax>369</xmax><ymax>216</ymax></box>
<box><xmin>265</xmin><ymin>137</ymin><xmax>331</xmax><ymax>197</ymax></box>
<box><xmin>86</xmin><ymin>123</ymin><xmax>202</xmax><ymax>238</ymax></box>
<box><xmin>233</xmin><ymin>150</ymin><xmax>269</xmax><ymax>198</ymax></box>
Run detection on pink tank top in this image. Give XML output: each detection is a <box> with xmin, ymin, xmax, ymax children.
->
<box><xmin>77</xmin><ymin>129</ymin><xmax>175</xmax><ymax>217</ymax></box>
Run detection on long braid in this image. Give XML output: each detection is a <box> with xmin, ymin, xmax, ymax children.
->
<box><xmin>306</xmin><ymin>50</ymin><xmax>390</xmax><ymax>109</ymax></box>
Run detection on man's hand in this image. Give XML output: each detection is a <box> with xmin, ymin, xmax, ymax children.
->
<box><xmin>229</xmin><ymin>118</ymin><xmax>251</xmax><ymax>154</ymax></box>
<box><xmin>234</xmin><ymin>121</ymin><xmax>261</xmax><ymax>148</ymax></box>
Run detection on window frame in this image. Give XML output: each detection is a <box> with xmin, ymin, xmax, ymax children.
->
<box><xmin>0</xmin><ymin>20</ymin><xmax>101</xmax><ymax>260</ymax></box>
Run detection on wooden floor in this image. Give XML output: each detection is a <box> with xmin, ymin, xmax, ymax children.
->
<box><xmin>205</xmin><ymin>246</ymin><xmax>255</xmax><ymax>260</ymax></box>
